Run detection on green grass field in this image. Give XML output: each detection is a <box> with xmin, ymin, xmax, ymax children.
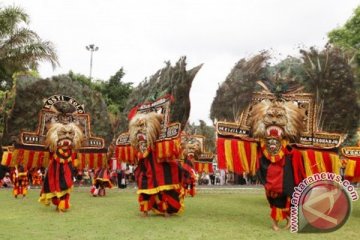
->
<box><xmin>0</xmin><ymin>186</ymin><xmax>359</xmax><ymax>240</ymax></box>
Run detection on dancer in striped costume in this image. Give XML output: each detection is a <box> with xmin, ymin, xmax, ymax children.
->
<box><xmin>12</xmin><ymin>165</ymin><xmax>29</xmax><ymax>198</ymax></box>
<box><xmin>250</xmin><ymin>100</ymin><xmax>306</xmax><ymax>231</ymax></box>
<box><xmin>129</xmin><ymin>112</ymin><xmax>184</xmax><ymax>217</ymax></box>
<box><xmin>180</xmin><ymin>134</ymin><xmax>200</xmax><ymax>197</ymax></box>
<box><xmin>39</xmin><ymin>122</ymin><xmax>83</xmax><ymax>212</ymax></box>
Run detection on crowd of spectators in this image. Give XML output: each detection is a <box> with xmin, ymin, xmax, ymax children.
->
<box><xmin>72</xmin><ymin>165</ymin><xmax>135</xmax><ymax>189</ymax></box>
<box><xmin>198</xmin><ymin>170</ymin><xmax>259</xmax><ymax>186</ymax></box>
<box><xmin>1</xmin><ymin>164</ymin><xmax>265</xmax><ymax>190</ymax></box>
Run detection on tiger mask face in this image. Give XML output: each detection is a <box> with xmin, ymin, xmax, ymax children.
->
<box><xmin>45</xmin><ymin>122</ymin><xmax>84</xmax><ymax>152</ymax></box>
<box><xmin>249</xmin><ymin>100</ymin><xmax>305</xmax><ymax>141</ymax></box>
<box><xmin>183</xmin><ymin>138</ymin><xmax>202</xmax><ymax>159</ymax></box>
<box><xmin>129</xmin><ymin>112</ymin><xmax>163</xmax><ymax>153</ymax></box>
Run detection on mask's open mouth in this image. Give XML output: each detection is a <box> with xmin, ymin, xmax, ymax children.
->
<box><xmin>137</xmin><ymin>133</ymin><xmax>146</xmax><ymax>142</ymax></box>
<box><xmin>266</xmin><ymin>126</ymin><xmax>283</xmax><ymax>138</ymax></box>
<box><xmin>58</xmin><ymin>138</ymin><xmax>73</xmax><ymax>148</ymax></box>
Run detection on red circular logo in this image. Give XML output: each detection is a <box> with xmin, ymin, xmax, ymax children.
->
<box><xmin>300</xmin><ymin>181</ymin><xmax>351</xmax><ymax>232</ymax></box>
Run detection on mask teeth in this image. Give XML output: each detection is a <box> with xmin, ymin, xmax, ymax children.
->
<box><xmin>266</xmin><ymin>126</ymin><xmax>283</xmax><ymax>137</ymax></box>
<box><xmin>137</xmin><ymin>133</ymin><xmax>146</xmax><ymax>141</ymax></box>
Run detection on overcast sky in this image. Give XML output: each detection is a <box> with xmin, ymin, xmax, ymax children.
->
<box><xmin>4</xmin><ymin>0</ymin><xmax>360</xmax><ymax>125</ymax></box>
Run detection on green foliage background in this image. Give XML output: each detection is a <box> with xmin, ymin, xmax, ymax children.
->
<box><xmin>2</xmin><ymin>73</ymin><xmax>113</xmax><ymax>146</ymax></box>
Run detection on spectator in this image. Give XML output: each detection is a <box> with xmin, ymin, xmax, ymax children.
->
<box><xmin>219</xmin><ymin>170</ymin><xmax>226</xmax><ymax>185</ymax></box>
<box><xmin>76</xmin><ymin>169</ymin><xmax>83</xmax><ymax>186</ymax></box>
<box><xmin>117</xmin><ymin>163</ymin><xmax>127</xmax><ymax>189</ymax></box>
<box><xmin>82</xmin><ymin>169</ymin><xmax>91</xmax><ymax>185</ymax></box>
<box><xmin>210</xmin><ymin>174</ymin><xmax>215</xmax><ymax>185</ymax></box>
<box><xmin>2</xmin><ymin>173</ymin><xmax>13</xmax><ymax>188</ymax></box>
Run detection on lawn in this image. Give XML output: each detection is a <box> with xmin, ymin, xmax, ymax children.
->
<box><xmin>0</xmin><ymin>186</ymin><xmax>359</xmax><ymax>240</ymax></box>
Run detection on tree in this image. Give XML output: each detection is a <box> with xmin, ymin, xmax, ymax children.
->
<box><xmin>103</xmin><ymin>68</ymin><xmax>133</xmax><ymax>112</ymax></box>
<box><xmin>0</xmin><ymin>5</ymin><xmax>59</xmax><ymax>158</ymax></box>
<box><xmin>328</xmin><ymin>5</ymin><xmax>360</xmax><ymax>107</ymax></box>
<box><xmin>328</xmin><ymin>6</ymin><xmax>360</xmax><ymax>55</ymax></box>
<box><xmin>2</xmin><ymin>73</ymin><xmax>114</xmax><ymax>147</ymax></box>
<box><xmin>0</xmin><ymin>5</ymin><xmax>59</xmax><ymax>90</ymax></box>
<box><xmin>100</xmin><ymin>68</ymin><xmax>133</xmax><ymax>136</ymax></box>
<box><xmin>63</xmin><ymin>70</ymin><xmax>133</xmax><ymax>139</ymax></box>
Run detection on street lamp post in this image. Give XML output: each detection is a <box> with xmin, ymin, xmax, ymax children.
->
<box><xmin>86</xmin><ymin>44</ymin><xmax>99</xmax><ymax>80</ymax></box>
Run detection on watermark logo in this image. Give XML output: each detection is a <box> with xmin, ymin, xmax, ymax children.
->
<box><xmin>290</xmin><ymin>172</ymin><xmax>358</xmax><ymax>233</ymax></box>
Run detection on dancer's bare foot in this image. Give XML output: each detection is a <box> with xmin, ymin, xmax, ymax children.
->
<box><xmin>56</xmin><ymin>206</ymin><xmax>64</xmax><ymax>213</ymax></box>
<box><xmin>164</xmin><ymin>212</ymin><xmax>170</xmax><ymax>218</ymax></box>
<box><xmin>272</xmin><ymin>224</ymin><xmax>280</xmax><ymax>231</ymax></box>
<box><xmin>141</xmin><ymin>211</ymin><xmax>148</xmax><ymax>217</ymax></box>
<box><xmin>272</xmin><ymin>219</ymin><xmax>280</xmax><ymax>231</ymax></box>
<box><xmin>284</xmin><ymin>218</ymin><xmax>290</xmax><ymax>230</ymax></box>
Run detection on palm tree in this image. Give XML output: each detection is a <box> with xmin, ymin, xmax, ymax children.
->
<box><xmin>0</xmin><ymin>5</ymin><xmax>59</xmax><ymax>90</ymax></box>
<box><xmin>0</xmin><ymin>5</ymin><xmax>59</xmax><ymax>158</ymax></box>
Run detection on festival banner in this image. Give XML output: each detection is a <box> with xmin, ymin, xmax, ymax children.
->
<box><xmin>1</xmin><ymin>148</ymin><xmax>50</xmax><ymax>169</ymax></box>
<box><xmin>216</xmin><ymin>137</ymin><xmax>258</xmax><ymax>175</ymax></box>
<box><xmin>194</xmin><ymin>162</ymin><xmax>214</xmax><ymax>174</ymax></box>
<box><xmin>1</xmin><ymin>147</ymin><xmax>108</xmax><ymax>170</ymax></box>
<box><xmin>342</xmin><ymin>147</ymin><xmax>360</xmax><ymax>182</ymax></box>
<box><xmin>299</xmin><ymin>148</ymin><xmax>341</xmax><ymax>176</ymax></box>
